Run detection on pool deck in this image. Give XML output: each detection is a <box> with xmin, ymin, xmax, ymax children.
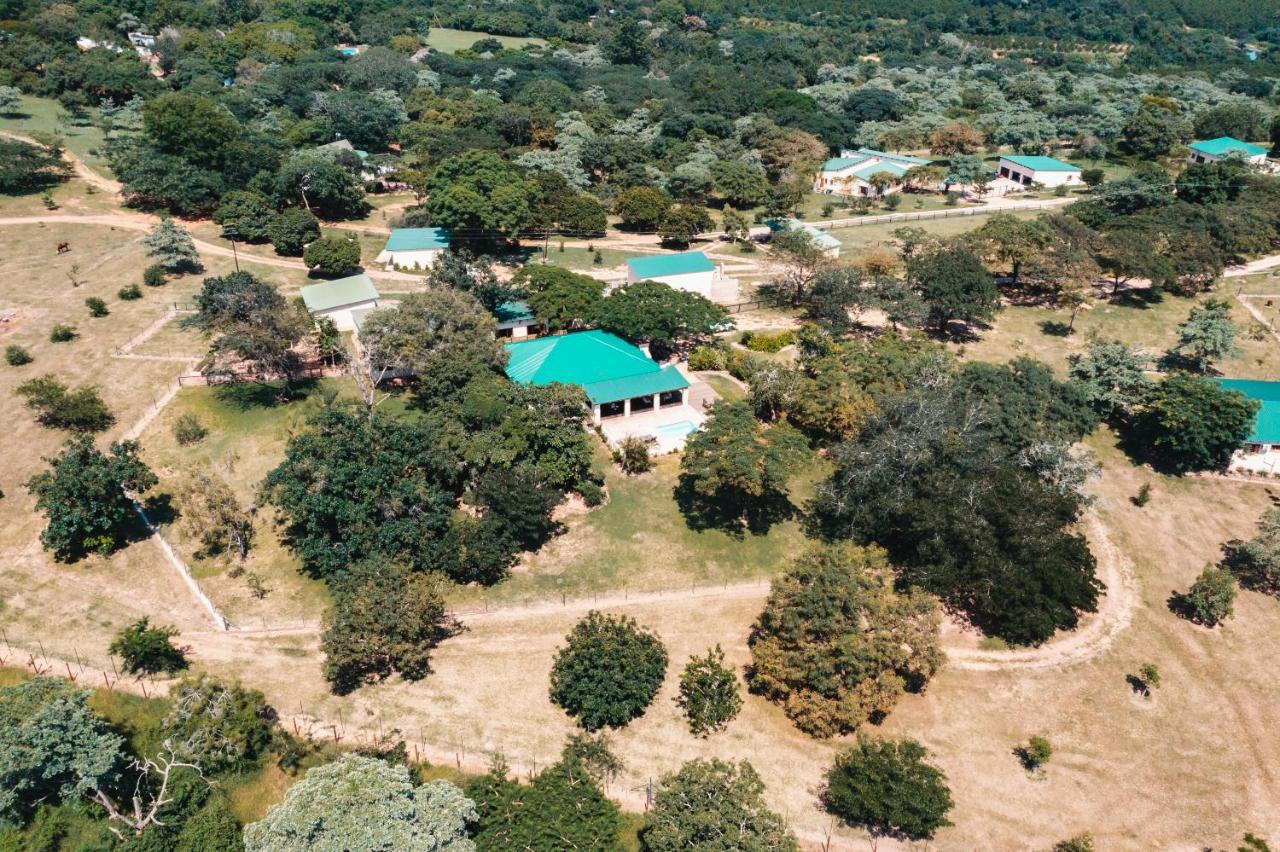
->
<box><xmin>599</xmin><ymin>404</ymin><xmax>707</xmax><ymax>453</ymax></box>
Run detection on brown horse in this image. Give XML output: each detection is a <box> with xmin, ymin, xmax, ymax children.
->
<box><xmin>55</xmin><ymin>242</ymin><xmax>70</xmax><ymax>254</ymax></box>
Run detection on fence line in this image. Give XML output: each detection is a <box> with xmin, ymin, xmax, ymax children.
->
<box><xmin>809</xmin><ymin>199</ymin><xmax>1069</xmax><ymax>231</ymax></box>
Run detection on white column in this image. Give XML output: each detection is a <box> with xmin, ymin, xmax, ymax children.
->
<box><xmin>681</xmin><ymin>388</ymin><xmax>689</xmax><ymax>406</ymax></box>
<box><xmin>593</xmin><ymin>405</ymin><xmax>601</xmax><ymax>425</ymax></box>
<box><xmin>623</xmin><ymin>398</ymin><xmax>631</xmax><ymax>417</ymax></box>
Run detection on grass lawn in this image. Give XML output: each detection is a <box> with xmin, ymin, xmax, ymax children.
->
<box><xmin>425</xmin><ymin>27</ymin><xmax>546</xmax><ymax>54</ymax></box>
<box><xmin>826</xmin><ymin>208</ymin><xmax>1039</xmax><ymax>253</ymax></box>
<box><xmin>534</xmin><ymin>245</ymin><xmax>635</xmax><ymax>272</ymax></box>
<box><xmin>959</xmin><ymin>288</ymin><xmax>1280</xmax><ymax>378</ymax></box>
<box><xmin>0</xmin><ymin>95</ymin><xmax>111</xmax><ymax>174</ymax></box>
<box><xmin>696</xmin><ymin>372</ymin><xmax>746</xmax><ymax>402</ymax></box>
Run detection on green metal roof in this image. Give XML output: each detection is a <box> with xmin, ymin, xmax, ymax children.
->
<box><xmin>626</xmin><ymin>251</ymin><xmax>715</xmax><ymax>279</ymax></box>
<box><xmin>384</xmin><ymin>227</ymin><xmax>451</xmax><ymax>251</ymax></box>
<box><xmin>504</xmin><ymin>330</ymin><xmax>689</xmax><ymax>405</ymax></box>
<box><xmin>821</xmin><ymin>149</ymin><xmax>931</xmax><ymax>173</ymax></box>
<box><xmin>766</xmin><ymin>218</ymin><xmax>841</xmax><ymax>250</ymax></box>
<box><xmin>300</xmin><ymin>274</ymin><xmax>380</xmax><ymax>313</ymax></box>
<box><xmin>1189</xmin><ymin>137</ymin><xmax>1269</xmax><ymax>158</ymax></box>
<box><xmin>849</xmin><ymin>161</ymin><xmax>909</xmax><ymax>181</ymax></box>
<box><xmin>1000</xmin><ymin>155</ymin><xmax>1081</xmax><ymax>173</ymax></box>
<box><xmin>1216</xmin><ymin>379</ymin><xmax>1280</xmax><ymax>443</ymax></box>
<box><xmin>494</xmin><ymin>299</ymin><xmax>535</xmax><ymax>327</ymax></box>
<box><xmin>821</xmin><ymin>155</ymin><xmax>875</xmax><ymax>172</ymax></box>
<box><xmin>851</xmin><ymin>148</ymin><xmax>931</xmax><ymax>166</ymax></box>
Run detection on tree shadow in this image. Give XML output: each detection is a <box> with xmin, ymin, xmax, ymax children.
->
<box><xmin>1111</xmin><ymin>286</ymin><xmax>1163</xmax><ymax>309</ymax></box>
<box><xmin>141</xmin><ymin>492</ymin><xmax>179</xmax><ymax>527</ymax></box>
<box><xmin>213</xmin><ymin>378</ymin><xmax>318</xmax><ymax>410</ymax></box>
<box><xmin>673</xmin><ymin>476</ymin><xmax>795</xmax><ymax>538</ymax></box>
<box><xmin>1125</xmin><ymin>673</ymin><xmax>1152</xmax><ymax>697</ymax></box>
<box><xmin>1038</xmin><ymin>320</ymin><xmax>1073</xmax><ymax>337</ymax></box>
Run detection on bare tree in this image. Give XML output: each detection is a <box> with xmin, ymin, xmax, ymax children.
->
<box><xmin>89</xmin><ymin>745</ymin><xmax>203</xmax><ymax>838</ymax></box>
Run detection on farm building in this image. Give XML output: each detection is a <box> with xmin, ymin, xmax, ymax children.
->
<box><xmin>300</xmin><ymin>274</ymin><xmax>381</xmax><ymax>332</ymax></box>
<box><xmin>494</xmin><ymin>299</ymin><xmax>538</xmax><ymax>339</ymax></box>
<box><xmin>813</xmin><ymin>148</ymin><xmax>932</xmax><ymax>197</ymax></box>
<box><xmin>1187</xmin><ymin>137</ymin><xmax>1269</xmax><ymax>166</ymax></box>
<box><xmin>504</xmin><ymin>330</ymin><xmax>704</xmax><ymax>451</ymax></box>
<box><xmin>765</xmin><ymin>218</ymin><xmax>841</xmax><ymax>258</ymax></box>
<box><xmin>625</xmin><ymin>251</ymin><xmax>719</xmax><ymax>297</ymax></box>
<box><xmin>996</xmin><ymin>155</ymin><xmax>1082</xmax><ymax>189</ymax></box>
<box><xmin>375</xmin><ymin>227</ymin><xmax>452</xmax><ymax>270</ymax></box>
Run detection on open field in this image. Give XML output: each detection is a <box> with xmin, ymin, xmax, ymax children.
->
<box><xmin>424</xmin><ymin>27</ymin><xmax>547</xmax><ymax>54</ymax></box>
<box><xmin>827</xmin><ymin>207</ymin><xmax>1039</xmax><ymax>253</ymax></box>
<box><xmin>0</xmin><ymin>95</ymin><xmax>112</xmax><ymax>173</ymax></box>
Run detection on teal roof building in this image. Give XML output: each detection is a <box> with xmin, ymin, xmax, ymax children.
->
<box><xmin>383</xmin><ymin>227</ymin><xmax>452</xmax><ymax>251</ymax></box>
<box><xmin>1188</xmin><ymin>137</ymin><xmax>1269</xmax><ymax>160</ymax></box>
<box><xmin>626</xmin><ymin>251</ymin><xmax>715</xmax><ymax>280</ymax></box>
<box><xmin>765</xmin><ymin>218</ymin><xmax>841</xmax><ymax>253</ymax></box>
<box><xmin>504</xmin><ymin>330</ymin><xmax>688</xmax><ymax>407</ymax></box>
<box><xmin>999</xmin><ymin>155</ymin><xmax>1081</xmax><ymax>173</ymax></box>
<box><xmin>300</xmin><ymin>274</ymin><xmax>380</xmax><ymax>313</ymax></box>
<box><xmin>1216</xmin><ymin>379</ymin><xmax>1280</xmax><ymax>444</ymax></box>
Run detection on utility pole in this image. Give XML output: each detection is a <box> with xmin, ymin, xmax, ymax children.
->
<box><xmin>223</xmin><ymin>226</ymin><xmax>240</xmax><ymax>272</ymax></box>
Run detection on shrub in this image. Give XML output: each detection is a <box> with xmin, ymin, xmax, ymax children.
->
<box><xmin>4</xmin><ymin>345</ymin><xmax>32</xmax><ymax>366</ymax></box>
<box><xmin>162</xmin><ymin>675</ymin><xmax>276</xmax><ymax>771</ymax></box>
<box><xmin>687</xmin><ymin>345</ymin><xmax>727</xmax><ymax>372</ymax></box>
<box><xmin>884</xmin><ymin>193</ymin><xmax>902</xmax><ymax>210</ymax></box>
<box><xmin>49</xmin><ymin>323</ymin><xmax>77</xmax><ymax>342</ymax></box>
<box><xmin>302</xmin><ymin>235</ymin><xmax>361</xmax><ymax>276</ymax></box>
<box><xmin>824</xmin><ymin>737</ymin><xmax>953</xmax><ymax>842</ymax></box>
<box><xmin>173</xmin><ymin>413</ymin><xmax>209</xmax><ymax>446</ymax></box>
<box><xmin>143</xmin><ymin>264</ymin><xmax>167</xmax><ymax>287</ymax></box>
<box><xmin>16</xmin><ymin>374</ymin><xmax>114</xmax><ymax>431</ymax></box>
<box><xmin>740</xmin><ymin>329</ymin><xmax>794</xmax><ymax>353</ymax></box>
<box><xmin>614</xmin><ymin>435</ymin><xmax>653</xmax><ymax>475</ymax></box>
<box><xmin>578</xmin><ymin>480</ymin><xmax>605</xmax><ymax>507</ymax></box>
<box><xmin>85</xmin><ymin>297</ymin><xmax>108</xmax><ymax>317</ymax></box>
<box><xmin>1171</xmin><ymin>565</ymin><xmax>1236</xmax><ymax>626</ymax></box>
<box><xmin>549</xmin><ymin>610</ymin><xmax>668</xmax><ymax>731</ymax></box>
<box><xmin>118</xmin><ymin>284</ymin><xmax>143</xmax><ymax>300</ymax></box>
<box><xmin>109</xmin><ymin>617</ymin><xmax>189</xmax><ymax>675</ymax></box>
<box><xmin>1017</xmin><ymin>735</ymin><xmax>1053</xmax><ymax>770</ymax></box>
<box><xmin>1081</xmin><ymin>168</ymin><xmax>1105</xmax><ymax>187</ymax></box>
<box><xmin>1054</xmin><ymin>833</ymin><xmax>1096</xmax><ymax>852</ymax></box>
<box><xmin>1131</xmin><ymin>482</ymin><xmax>1151</xmax><ymax>507</ymax></box>
<box><xmin>676</xmin><ymin>645</ymin><xmax>741</xmax><ymax>736</ymax></box>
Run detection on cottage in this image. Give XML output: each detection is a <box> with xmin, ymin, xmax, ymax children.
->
<box><xmin>813</xmin><ymin>148</ymin><xmax>932</xmax><ymax>197</ymax></box>
<box><xmin>375</xmin><ymin>228</ymin><xmax>452</xmax><ymax>271</ymax></box>
<box><xmin>504</xmin><ymin>330</ymin><xmax>704</xmax><ymax>451</ymax></box>
<box><xmin>625</xmin><ymin>251</ymin><xmax>718</xmax><ymax>297</ymax></box>
<box><xmin>1187</xmin><ymin>137</ymin><xmax>1269</xmax><ymax>166</ymax></box>
<box><xmin>494</xmin><ymin>299</ymin><xmax>538</xmax><ymax>339</ymax></box>
<box><xmin>996</xmin><ymin>155</ymin><xmax>1082</xmax><ymax>189</ymax></box>
<box><xmin>766</xmin><ymin>218</ymin><xmax>841</xmax><ymax>258</ymax></box>
<box><xmin>300</xmin><ymin>274</ymin><xmax>380</xmax><ymax>332</ymax></box>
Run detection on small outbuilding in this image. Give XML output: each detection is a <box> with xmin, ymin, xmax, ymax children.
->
<box><xmin>300</xmin><ymin>273</ymin><xmax>381</xmax><ymax>332</ymax></box>
<box><xmin>1187</xmin><ymin>137</ymin><xmax>1269</xmax><ymax>166</ymax></box>
<box><xmin>766</xmin><ymin>218</ymin><xmax>841</xmax><ymax>258</ymax></box>
<box><xmin>996</xmin><ymin>155</ymin><xmax>1082</xmax><ymax>188</ymax></box>
<box><xmin>375</xmin><ymin>227</ymin><xmax>452</xmax><ymax>271</ymax></box>
<box><xmin>494</xmin><ymin>299</ymin><xmax>538</xmax><ymax>339</ymax></box>
<box><xmin>625</xmin><ymin>251</ymin><xmax>718</xmax><ymax>297</ymax></box>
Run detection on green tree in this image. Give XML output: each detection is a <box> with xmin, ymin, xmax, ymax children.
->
<box><xmin>243</xmin><ymin>754</ymin><xmax>475</xmax><ymax>851</ymax></box>
<box><xmin>16</xmin><ymin>374</ymin><xmax>114</xmax><ymax>432</ymax></box>
<box><xmin>425</xmin><ymin>150</ymin><xmax>534</xmax><ymax>239</ymax></box>
<box><xmin>526</xmin><ymin>270</ymin><xmax>604</xmax><ymax>332</ymax></box>
<box><xmin>975</xmin><ymin>213</ymin><xmax>1052</xmax><ymax>284</ymax></box>
<box><xmin>678</xmin><ymin>401</ymin><xmax>808</xmax><ymax>533</ymax></box>
<box><xmin>616</xmin><ymin>187</ymin><xmax>671</xmax><ymax>231</ymax></box>
<box><xmin>1067</xmin><ymin>339</ymin><xmax>1151</xmax><ymax>420</ymax></box>
<box><xmin>770</xmin><ymin>226</ymin><xmax>834</xmax><ymax>306</ymax></box>
<box><xmin>1119</xmin><ymin>105</ymin><xmax>1184</xmax><ymax>160</ymax></box>
<box><xmin>0</xmin><ymin>85</ymin><xmax>22</xmax><ymax>115</ymax></box>
<box><xmin>175</xmin><ymin>469</ymin><xmax>253</xmax><ymax>559</ymax></box>
<box><xmin>676</xmin><ymin>645</ymin><xmax>742</xmax><ymax>736</ymax></box>
<box><xmin>173</xmin><ymin>795</ymin><xmax>244</xmax><ymax>852</ymax></box>
<box><xmin>1017</xmin><ymin>735</ymin><xmax>1053</xmax><ymax>770</ymax></box>
<box><xmin>267</xmin><ymin>208</ymin><xmax>320</xmax><ymax>256</ymax></box>
<box><xmin>0</xmin><ymin>138</ymin><xmax>70</xmax><ymax>193</ymax></box>
<box><xmin>85</xmin><ymin>296</ymin><xmax>109</xmax><ymax>317</ymax></box>
<box><xmin>549</xmin><ymin>611</ymin><xmax>668</xmax><ymax>731</ymax></box>
<box><xmin>143</xmin><ymin>218</ymin><xmax>202</xmax><ymax>272</ymax></box>
<box><xmin>109</xmin><ymin>617</ymin><xmax>189</xmax><ymax>675</ymax></box>
<box><xmin>188</xmin><ymin>271</ymin><xmax>311</xmax><ymax>382</ymax></box>
<box><xmin>597</xmin><ymin>280</ymin><xmax>729</xmax><ymax>355</ymax></box>
<box><xmin>1170</xmin><ymin>298</ymin><xmax>1239</xmax><ymax>373</ymax></box>
<box><xmin>749</xmin><ymin>544</ymin><xmax>942</xmax><ymax>738</ymax></box>
<box><xmin>1193</xmin><ymin>103</ymin><xmax>1265</xmax><ymax>142</ymax></box>
<box><xmin>1222</xmin><ymin>507</ymin><xmax>1280</xmax><ymax>595</ymax></box>
<box><xmin>303</xmin><ymin>235</ymin><xmax>361</xmax><ymax>276</ymax></box>
<box><xmin>424</xmin><ymin>251</ymin><xmax>518</xmax><ymax>314</ymax></box>
<box><xmin>823</xmin><ymin>737</ymin><xmax>954</xmax><ymax>842</ymax></box>
<box><xmin>908</xmin><ymin>244</ymin><xmax>1000</xmax><ymax>334</ymax></box>
<box><xmin>658</xmin><ymin>204</ymin><xmax>713</xmax><ymax>248</ymax></box>
<box><xmin>162</xmin><ymin>675</ymin><xmax>276</xmax><ymax>772</ymax></box>
<box><xmin>1172</xmin><ymin>566</ymin><xmax>1236</xmax><ymax>627</ymax></box>
<box><xmin>640</xmin><ymin>759</ymin><xmax>797</xmax><ymax>852</ymax></box>
<box><xmin>467</xmin><ymin>746</ymin><xmax>621</xmax><ymax>851</ymax></box>
<box><xmin>322</xmin><ymin>561</ymin><xmax>459</xmax><ymax>695</ymax></box>
<box><xmin>0</xmin><ymin>678</ymin><xmax>124</xmax><ymax>824</ymax></box>
<box><xmin>1131</xmin><ymin>374</ymin><xmax>1258</xmax><ymax>473</ymax></box>
<box><xmin>213</xmin><ymin>191</ymin><xmax>276</xmax><ymax>243</ymax></box>
<box><xmin>5</xmin><ymin>344</ymin><xmax>32</xmax><ymax>366</ymax></box>
<box><xmin>274</xmin><ymin>150</ymin><xmax>370</xmax><ymax>220</ymax></box>
<box><xmin>25</xmin><ymin>436</ymin><xmax>156</xmax><ymax>560</ymax></box>
<box><xmin>710</xmin><ymin>160</ymin><xmax>768</xmax><ymax>208</ymax></box>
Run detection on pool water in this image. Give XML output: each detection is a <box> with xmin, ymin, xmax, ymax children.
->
<box><xmin>655</xmin><ymin>420</ymin><xmax>697</xmax><ymax>439</ymax></box>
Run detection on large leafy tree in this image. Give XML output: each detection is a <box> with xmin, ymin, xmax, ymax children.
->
<box><xmin>549</xmin><ymin>611</ymin><xmax>668</xmax><ymax>731</ymax></box>
<box><xmin>973</xmin><ymin>213</ymin><xmax>1052</xmax><ymax>284</ymax></box>
<box><xmin>0</xmin><ymin>138</ymin><xmax>70</xmax><ymax>193</ymax></box>
<box><xmin>187</xmin><ymin>271</ymin><xmax>310</xmax><ymax>381</ymax></box>
<box><xmin>26</xmin><ymin>436</ymin><xmax>156</xmax><ymax>560</ymax></box>
<box><xmin>1130</xmin><ymin>374</ymin><xmax>1258</xmax><ymax>473</ymax></box>
<box><xmin>213</xmin><ymin>191</ymin><xmax>276</xmax><ymax>243</ymax></box>
<box><xmin>1067</xmin><ymin>339</ymin><xmax>1152</xmax><ymax>421</ymax></box>
<box><xmin>274</xmin><ymin>149</ymin><xmax>370</xmax><ymax>220</ymax></box>
<box><xmin>907</xmin><ymin>243</ymin><xmax>1000</xmax><ymax>334</ymax></box>
<box><xmin>657</xmin><ymin>204</ymin><xmax>714</xmax><ymax>248</ymax></box>
<box><xmin>810</xmin><ymin>372</ymin><xmax>1101</xmax><ymax>644</ymax></box>
<box><xmin>467</xmin><ymin>747</ymin><xmax>622</xmax><ymax>851</ymax></box>
<box><xmin>321</xmin><ymin>560</ymin><xmax>460</xmax><ymax>695</ymax></box>
<box><xmin>597</xmin><ymin>280</ymin><xmax>729</xmax><ymax>355</ymax></box>
<box><xmin>676</xmin><ymin>645</ymin><xmax>742</xmax><ymax>737</ymax></box>
<box><xmin>616</xmin><ymin>187</ymin><xmax>671</xmax><ymax>231</ymax></box>
<box><xmin>771</xmin><ymin>226</ymin><xmax>835</xmax><ymax>306</ymax></box>
<box><xmin>1222</xmin><ymin>507</ymin><xmax>1280</xmax><ymax>596</ymax></box>
<box><xmin>143</xmin><ymin>218</ymin><xmax>203</xmax><ymax>273</ymax></box>
<box><xmin>824</xmin><ymin>737</ymin><xmax>954</xmax><ymax>843</ymax></box>
<box><xmin>678</xmin><ymin>401</ymin><xmax>809</xmax><ymax>533</ymax></box>
<box><xmin>16</xmin><ymin>374</ymin><xmax>114</xmax><ymax>432</ymax></box>
<box><xmin>260</xmin><ymin>409</ymin><xmax>461</xmax><ymax>582</ymax></box>
<box><xmin>749</xmin><ymin>544</ymin><xmax>942</xmax><ymax>738</ymax></box>
<box><xmin>425</xmin><ymin>150</ymin><xmax>535</xmax><ymax>239</ymax></box>
<box><xmin>243</xmin><ymin>754</ymin><xmax>476</xmax><ymax>852</ymax></box>
<box><xmin>162</xmin><ymin>675</ymin><xmax>276</xmax><ymax>773</ymax></box>
<box><xmin>640</xmin><ymin>759</ymin><xmax>797</xmax><ymax>852</ymax></box>
<box><xmin>1169</xmin><ymin>298</ymin><xmax>1239</xmax><ymax>373</ymax></box>
<box><xmin>424</xmin><ymin>250</ymin><xmax>519</xmax><ymax>314</ymax></box>
<box><xmin>0</xmin><ymin>677</ymin><xmax>124</xmax><ymax>825</ymax></box>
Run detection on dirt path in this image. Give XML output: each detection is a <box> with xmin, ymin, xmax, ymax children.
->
<box><xmin>0</xmin><ymin>129</ymin><xmax>122</xmax><ymax>194</ymax></box>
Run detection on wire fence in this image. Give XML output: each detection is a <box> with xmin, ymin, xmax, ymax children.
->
<box><xmin>811</xmin><ymin>199</ymin><xmax>1071</xmax><ymax>231</ymax></box>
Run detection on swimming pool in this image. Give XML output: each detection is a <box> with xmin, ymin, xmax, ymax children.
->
<box><xmin>655</xmin><ymin>420</ymin><xmax>697</xmax><ymax>440</ymax></box>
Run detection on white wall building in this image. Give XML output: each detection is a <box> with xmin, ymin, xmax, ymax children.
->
<box><xmin>1187</xmin><ymin>137</ymin><xmax>1270</xmax><ymax>166</ymax></box>
<box><xmin>996</xmin><ymin>155</ymin><xmax>1082</xmax><ymax>189</ymax></box>
<box><xmin>300</xmin><ymin>274</ymin><xmax>381</xmax><ymax>332</ymax></box>
<box><xmin>814</xmin><ymin>148</ymin><xmax>932</xmax><ymax>197</ymax></box>
<box><xmin>625</xmin><ymin>251</ymin><xmax>719</xmax><ymax>298</ymax></box>
<box><xmin>374</xmin><ymin>227</ymin><xmax>451</xmax><ymax>271</ymax></box>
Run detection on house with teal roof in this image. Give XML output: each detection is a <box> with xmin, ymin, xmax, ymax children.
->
<box><xmin>504</xmin><ymin>330</ymin><xmax>693</xmax><ymax>428</ymax></box>
<box><xmin>625</xmin><ymin>250</ymin><xmax>719</xmax><ymax>297</ymax></box>
<box><xmin>814</xmin><ymin>148</ymin><xmax>932</xmax><ymax>197</ymax></box>
<box><xmin>765</xmin><ymin>218</ymin><xmax>841</xmax><ymax>258</ymax></box>
<box><xmin>1188</xmin><ymin>137</ymin><xmax>1269</xmax><ymax>166</ymax></box>
<box><xmin>997</xmin><ymin>155</ymin><xmax>1082</xmax><ymax>189</ymax></box>
<box><xmin>375</xmin><ymin>227</ymin><xmax>453</xmax><ymax>271</ymax></box>
<box><xmin>300</xmin><ymin>273</ymin><xmax>381</xmax><ymax>332</ymax></box>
